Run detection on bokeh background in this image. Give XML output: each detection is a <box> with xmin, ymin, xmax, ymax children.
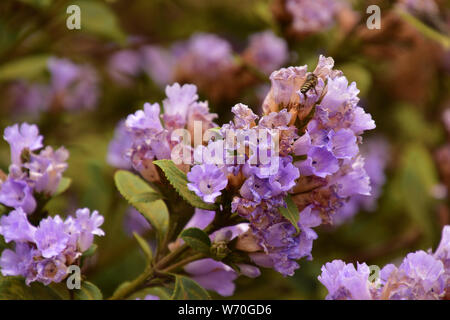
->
<box><xmin>0</xmin><ymin>0</ymin><xmax>449</xmax><ymax>299</ymax></box>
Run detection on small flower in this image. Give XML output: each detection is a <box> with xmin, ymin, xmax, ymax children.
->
<box><xmin>0</xmin><ymin>178</ymin><xmax>37</xmax><ymax>214</ymax></box>
<box><xmin>0</xmin><ymin>208</ymin><xmax>36</xmax><ymax>243</ymax></box>
<box><xmin>187</xmin><ymin>164</ymin><xmax>228</xmax><ymax>203</ymax></box>
<box><xmin>34</xmin><ymin>216</ymin><xmax>70</xmax><ymax>258</ymax></box>
<box><xmin>3</xmin><ymin>123</ymin><xmax>43</xmax><ymax>165</ymax></box>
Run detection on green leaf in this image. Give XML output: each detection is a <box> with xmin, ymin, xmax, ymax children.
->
<box><xmin>399</xmin><ymin>144</ymin><xmax>439</xmax><ymax>243</ymax></box>
<box><xmin>0</xmin><ymin>276</ymin><xmax>70</xmax><ymax>300</ymax></box>
<box><xmin>82</xmin><ymin>244</ymin><xmax>97</xmax><ymax>258</ymax></box>
<box><xmin>0</xmin><ymin>55</ymin><xmax>49</xmax><ymax>82</ymax></box>
<box><xmin>133</xmin><ymin>232</ymin><xmax>153</xmax><ymax>263</ymax></box>
<box><xmin>171</xmin><ymin>275</ymin><xmax>211</xmax><ymax>300</ymax></box>
<box><xmin>114</xmin><ymin>170</ymin><xmax>169</xmax><ymax>243</ymax></box>
<box><xmin>131</xmin><ymin>191</ymin><xmax>163</xmax><ymax>203</ymax></box>
<box><xmin>180</xmin><ymin>228</ymin><xmax>211</xmax><ymax>255</ymax></box>
<box><xmin>278</xmin><ymin>195</ymin><xmax>300</xmax><ymax>233</ymax></box>
<box><xmin>73</xmin><ymin>0</ymin><xmax>126</xmax><ymax>44</ymax></box>
<box><xmin>0</xmin><ymin>204</ymin><xmax>7</xmax><ymax>216</ymax></box>
<box><xmin>396</xmin><ymin>9</ymin><xmax>450</xmax><ymax>49</ymax></box>
<box><xmin>128</xmin><ymin>287</ymin><xmax>172</xmax><ymax>300</ymax></box>
<box><xmin>153</xmin><ymin>160</ymin><xmax>218</xmax><ymax>211</ymax></box>
<box><xmin>73</xmin><ymin>281</ymin><xmax>103</xmax><ymax>300</ymax></box>
<box><xmin>54</xmin><ymin>177</ymin><xmax>72</xmax><ymax>196</ymax></box>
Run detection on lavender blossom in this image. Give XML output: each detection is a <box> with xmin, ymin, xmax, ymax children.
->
<box><xmin>0</xmin><ymin>208</ymin><xmax>105</xmax><ymax>285</ymax></box>
<box><xmin>122</xmin><ymin>83</ymin><xmax>217</xmax><ymax>181</ymax></box>
<box><xmin>319</xmin><ymin>225</ymin><xmax>450</xmax><ymax>299</ymax></box>
<box><xmin>332</xmin><ymin>138</ymin><xmax>390</xmax><ymax>224</ymax></box>
<box><xmin>285</xmin><ymin>0</ymin><xmax>339</xmax><ymax>35</ymax></box>
<box><xmin>187</xmin><ymin>164</ymin><xmax>228</xmax><ymax>203</ymax></box>
<box><xmin>243</xmin><ymin>30</ymin><xmax>289</xmax><ymax>75</ymax></box>
<box><xmin>0</xmin><ymin>123</ymin><xmax>69</xmax><ymax>214</ymax></box>
<box><xmin>107</xmin><ymin>120</ymin><xmax>133</xmax><ymax>170</ymax></box>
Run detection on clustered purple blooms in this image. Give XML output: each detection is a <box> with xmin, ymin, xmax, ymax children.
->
<box><xmin>0</xmin><ymin>123</ymin><xmax>69</xmax><ymax>214</ymax></box>
<box><xmin>285</xmin><ymin>0</ymin><xmax>340</xmax><ymax>35</ymax></box>
<box><xmin>0</xmin><ymin>207</ymin><xmax>104</xmax><ymax>285</ymax></box>
<box><xmin>319</xmin><ymin>225</ymin><xmax>450</xmax><ymax>300</ymax></box>
<box><xmin>187</xmin><ymin>55</ymin><xmax>375</xmax><ymax>276</ymax></box>
<box><xmin>180</xmin><ymin>209</ymin><xmax>260</xmax><ymax>296</ymax></box>
<box><xmin>268</xmin><ymin>55</ymin><xmax>376</xmax><ymax>220</ymax></box>
<box><xmin>332</xmin><ymin>138</ymin><xmax>390</xmax><ymax>225</ymax></box>
<box><xmin>107</xmin><ymin>46</ymin><xmax>175</xmax><ymax>88</ymax></box>
<box><xmin>243</xmin><ymin>31</ymin><xmax>289</xmax><ymax>75</ymax></box>
<box><xmin>8</xmin><ymin>57</ymin><xmax>99</xmax><ymax>116</ymax></box>
<box><xmin>115</xmin><ymin>83</ymin><xmax>217</xmax><ymax>180</ymax></box>
<box><xmin>107</xmin><ymin>31</ymin><xmax>288</xmax><ymax>89</ymax></box>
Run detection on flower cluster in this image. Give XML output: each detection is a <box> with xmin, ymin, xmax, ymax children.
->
<box><xmin>0</xmin><ymin>207</ymin><xmax>104</xmax><ymax>285</ymax></box>
<box><xmin>318</xmin><ymin>225</ymin><xmax>449</xmax><ymax>300</ymax></box>
<box><xmin>187</xmin><ymin>55</ymin><xmax>375</xmax><ymax>276</ymax></box>
<box><xmin>0</xmin><ymin>123</ymin><xmax>69</xmax><ymax>214</ymax></box>
<box><xmin>177</xmin><ymin>209</ymin><xmax>261</xmax><ymax>296</ymax></box>
<box><xmin>264</xmin><ymin>55</ymin><xmax>375</xmax><ymax>221</ymax></box>
<box><xmin>7</xmin><ymin>57</ymin><xmax>99</xmax><ymax>117</ymax></box>
<box><xmin>108</xmin><ymin>83</ymin><xmax>217</xmax><ymax>181</ymax></box>
<box><xmin>332</xmin><ymin>138</ymin><xmax>390</xmax><ymax>225</ymax></box>
<box><xmin>107</xmin><ymin>31</ymin><xmax>288</xmax><ymax>100</ymax></box>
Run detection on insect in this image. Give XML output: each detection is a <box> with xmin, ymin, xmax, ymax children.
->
<box><xmin>300</xmin><ymin>73</ymin><xmax>318</xmax><ymax>98</ymax></box>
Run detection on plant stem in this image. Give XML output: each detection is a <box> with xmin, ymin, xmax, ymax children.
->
<box><xmin>158</xmin><ymin>253</ymin><xmax>204</xmax><ymax>274</ymax></box>
<box><xmin>155</xmin><ymin>243</ymin><xmax>189</xmax><ymax>270</ymax></box>
<box><xmin>108</xmin><ymin>265</ymin><xmax>154</xmax><ymax>300</ymax></box>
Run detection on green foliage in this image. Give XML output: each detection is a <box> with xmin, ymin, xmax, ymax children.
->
<box><xmin>0</xmin><ymin>55</ymin><xmax>49</xmax><ymax>82</ymax></box>
<box><xmin>73</xmin><ymin>281</ymin><xmax>103</xmax><ymax>300</ymax></box>
<box><xmin>133</xmin><ymin>232</ymin><xmax>153</xmax><ymax>263</ymax></box>
<box><xmin>153</xmin><ymin>159</ymin><xmax>218</xmax><ymax>211</ymax></box>
<box><xmin>82</xmin><ymin>244</ymin><xmax>98</xmax><ymax>258</ymax></box>
<box><xmin>0</xmin><ymin>276</ymin><xmax>70</xmax><ymax>300</ymax></box>
<box><xmin>278</xmin><ymin>195</ymin><xmax>300</xmax><ymax>233</ymax></box>
<box><xmin>114</xmin><ymin>170</ymin><xmax>169</xmax><ymax>244</ymax></box>
<box><xmin>171</xmin><ymin>275</ymin><xmax>211</xmax><ymax>300</ymax></box>
<box><xmin>53</xmin><ymin>177</ymin><xmax>72</xmax><ymax>197</ymax></box>
<box><xmin>180</xmin><ymin>228</ymin><xmax>211</xmax><ymax>255</ymax></box>
<box><xmin>397</xmin><ymin>144</ymin><xmax>439</xmax><ymax>244</ymax></box>
<box><xmin>71</xmin><ymin>0</ymin><xmax>126</xmax><ymax>44</ymax></box>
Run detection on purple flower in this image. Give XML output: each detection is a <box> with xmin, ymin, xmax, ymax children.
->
<box><xmin>0</xmin><ymin>243</ymin><xmax>35</xmax><ymax>277</ymax></box>
<box><xmin>126</xmin><ymin>102</ymin><xmax>163</xmax><ymax>133</ymax></box>
<box><xmin>0</xmin><ymin>206</ymin><xmax>104</xmax><ymax>285</ymax></box>
<box><xmin>320</xmin><ymin>225</ymin><xmax>450</xmax><ymax>300</ymax></box>
<box><xmin>25</xmin><ymin>146</ymin><xmax>69</xmax><ymax>195</ymax></box>
<box><xmin>187</xmin><ymin>164</ymin><xmax>228</xmax><ymax>203</ymax></box>
<box><xmin>73</xmin><ymin>208</ymin><xmax>105</xmax><ymax>252</ymax></box>
<box><xmin>3</xmin><ymin>123</ymin><xmax>43</xmax><ymax>165</ymax></box>
<box><xmin>318</xmin><ymin>260</ymin><xmax>373</xmax><ymax>300</ymax></box>
<box><xmin>141</xmin><ymin>45</ymin><xmax>175</xmax><ymax>87</ymax></box>
<box><xmin>107</xmin><ymin>120</ymin><xmax>133</xmax><ymax>170</ymax></box>
<box><xmin>0</xmin><ymin>208</ymin><xmax>36</xmax><ymax>243</ymax></box>
<box><xmin>285</xmin><ymin>0</ymin><xmax>339</xmax><ymax>34</ymax></box>
<box><xmin>174</xmin><ymin>33</ymin><xmax>235</xmax><ymax>78</ymax></box>
<box><xmin>184</xmin><ymin>259</ymin><xmax>238</xmax><ymax>297</ymax></box>
<box><xmin>48</xmin><ymin>57</ymin><xmax>99</xmax><ymax>111</ymax></box>
<box><xmin>244</xmin><ymin>30</ymin><xmax>289</xmax><ymax>75</ymax></box>
<box><xmin>163</xmin><ymin>83</ymin><xmax>199</xmax><ymax>123</ymax></box>
<box><xmin>0</xmin><ymin>178</ymin><xmax>37</xmax><ymax>214</ymax></box>
<box><xmin>34</xmin><ymin>216</ymin><xmax>70</xmax><ymax>258</ymax></box>
<box><xmin>108</xmin><ymin>49</ymin><xmax>142</xmax><ymax>86</ymax></box>
<box><xmin>123</xmin><ymin>207</ymin><xmax>152</xmax><ymax>237</ymax></box>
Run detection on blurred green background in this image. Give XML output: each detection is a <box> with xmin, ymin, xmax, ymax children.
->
<box><xmin>0</xmin><ymin>0</ymin><xmax>449</xmax><ymax>299</ymax></box>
